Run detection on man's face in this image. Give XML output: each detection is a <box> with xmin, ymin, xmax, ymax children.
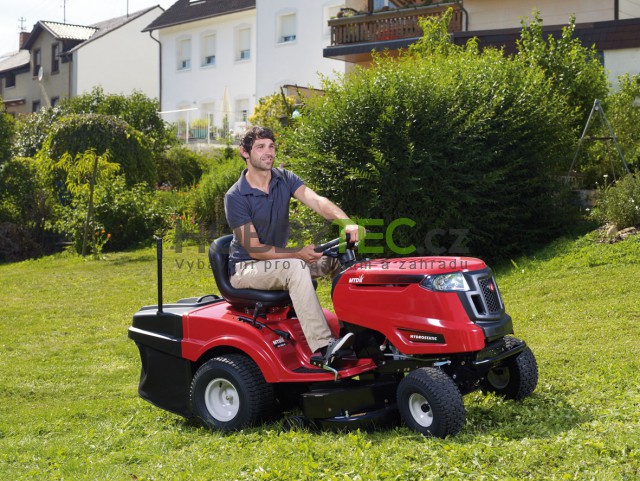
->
<box><xmin>243</xmin><ymin>138</ymin><xmax>275</xmax><ymax>171</ymax></box>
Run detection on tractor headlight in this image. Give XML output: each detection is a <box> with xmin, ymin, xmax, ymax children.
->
<box><xmin>420</xmin><ymin>272</ymin><xmax>470</xmax><ymax>292</ymax></box>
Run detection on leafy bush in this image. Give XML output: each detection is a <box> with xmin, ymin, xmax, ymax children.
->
<box><xmin>59</xmin><ymin>176</ymin><xmax>170</xmax><ymax>253</ymax></box>
<box><xmin>284</xmin><ymin>10</ymin><xmax>579</xmax><ymax>260</ymax></box>
<box><xmin>193</xmin><ymin>153</ymin><xmax>245</xmax><ymax>237</ymax></box>
<box><xmin>12</xmin><ymin>106</ymin><xmax>63</xmax><ymax>158</ymax></box>
<box><xmin>601</xmin><ymin>74</ymin><xmax>640</xmax><ymax>172</ymax></box>
<box><xmin>0</xmin><ymin>156</ymin><xmax>51</xmax><ymax>262</ymax></box>
<box><xmin>0</xmin><ymin>100</ymin><xmax>15</xmax><ymax>167</ymax></box>
<box><xmin>590</xmin><ymin>174</ymin><xmax>640</xmax><ymax>229</ymax></box>
<box><xmin>517</xmin><ymin>11</ymin><xmax>609</xmax><ymax>131</ymax></box>
<box><xmin>156</xmin><ymin>145</ymin><xmax>211</xmax><ymax>188</ymax></box>
<box><xmin>0</xmin><ymin>222</ymin><xmax>42</xmax><ymax>262</ymax></box>
<box><xmin>249</xmin><ymin>93</ymin><xmax>297</xmax><ymax>134</ymax></box>
<box><xmin>0</xmin><ymin>156</ymin><xmax>52</xmax><ymax>236</ymax></box>
<box><xmin>42</xmin><ymin>113</ymin><xmax>156</xmax><ymax>187</ymax></box>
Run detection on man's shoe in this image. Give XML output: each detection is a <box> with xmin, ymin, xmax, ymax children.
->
<box><xmin>323</xmin><ymin>333</ymin><xmax>355</xmax><ymax>366</ymax></box>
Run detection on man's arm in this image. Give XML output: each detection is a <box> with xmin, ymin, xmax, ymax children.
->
<box><xmin>234</xmin><ymin>222</ymin><xmax>321</xmax><ymax>264</ymax></box>
<box><xmin>293</xmin><ymin>185</ymin><xmax>361</xmax><ymax>242</ymax></box>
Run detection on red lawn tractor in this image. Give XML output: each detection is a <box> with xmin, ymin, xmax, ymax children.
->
<box><xmin>129</xmin><ymin>236</ymin><xmax>538</xmax><ymax>438</ymax></box>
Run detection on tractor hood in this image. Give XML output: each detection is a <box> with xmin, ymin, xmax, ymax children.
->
<box><xmin>338</xmin><ymin>257</ymin><xmax>487</xmax><ymax>286</ymax></box>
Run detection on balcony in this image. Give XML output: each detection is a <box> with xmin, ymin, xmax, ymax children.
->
<box><xmin>325</xmin><ymin>2</ymin><xmax>463</xmax><ymax>63</ymax></box>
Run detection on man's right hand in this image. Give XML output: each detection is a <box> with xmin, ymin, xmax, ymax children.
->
<box><xmin>298</xmin><ymin>245</ymin><xmax>323</xmax><ymax>264</ymax></box>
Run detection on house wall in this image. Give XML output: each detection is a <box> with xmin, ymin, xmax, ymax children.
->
<box><xmin>73</xmin><ymin>8</ymin><xmax>162</xmax><ymax>98</ymax></box>
<box><xmin>605</xmin><ymin>48</ymin><xmax>640</xmax><ymax>89</ymax></box>
<box><xmin>255</xmin><ymin>0</ymin><xmax>346</xmax><ymax>100</ymax></box>
<box><xmin>28</xmin><ymin>30</ymin><xmax>72</xmax><ymax>109</ymax></box>
<box><xmin>620</xmin><ymin>0</ymin><xmax>640</xmax><ymax>19</ymax></box>
<box><xmin>464</xmin><ymin>0</ymin><xmax>614</xmax><ymax>30</ymax></box>
<box><xmin>0</xmin><ymin>68</ymin><xmax>32</xmax><ymax>115</ymax></box>
<box><xmin>159</xmin><ymin>9</ymin><xmax>257</xmax><ymax>131</ymax></box>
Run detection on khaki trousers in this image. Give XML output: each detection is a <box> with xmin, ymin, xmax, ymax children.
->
<box><xmin>230</xmin><ymin>257</ymin><xmax>341</xmax><ymax>353</ymax></box>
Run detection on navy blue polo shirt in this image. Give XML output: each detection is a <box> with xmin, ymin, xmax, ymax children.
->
<box><xmin>224</xmin><ymin>168</ymin><xmax>304</xmax><ymax>273</ymax></box>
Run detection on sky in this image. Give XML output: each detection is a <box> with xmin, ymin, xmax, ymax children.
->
<box><xmin>0</xmin><ymin>0</ymin><xmax>176</xmax><ymax>55</ymax></box>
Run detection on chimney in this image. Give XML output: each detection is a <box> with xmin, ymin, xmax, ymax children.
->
<box><xmin>19</xmin><ymin>31</ymin><xmax>29</xmax><ymax>49</ymax></box>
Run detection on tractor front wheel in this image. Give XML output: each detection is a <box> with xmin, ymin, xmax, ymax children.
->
<box><xmin>190</xmin><ymin>354</ymin><xmax>274</xmax><ymax>431</ymax></box>
<box><xmin>481</xmin><ymin>336</ymin><xmax>538</xmax><ymax>400</ymax></box>
<box><xmin>397</xmin><ymin>367</ymin><xmax>465</xmax><ymax>438</ymax></box>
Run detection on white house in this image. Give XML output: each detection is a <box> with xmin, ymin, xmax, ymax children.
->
<box><xmin>144</xmin><ymin>0</ymin><xmax>347</xmax><ymax>138</ymax></box>
<box><xmin>68</xmin><ymin>8</ymin><xmax>164</xmax><ymax>98</ymax></box>
<box><xmin>0</xmin><ymin>6</ymin><xmax>163</xmax><ymax>116</ymax></box>
<box><xmin>254</xmin><ymin>0</ymin><xmax>346</xmax><ymax>100</ymax></box>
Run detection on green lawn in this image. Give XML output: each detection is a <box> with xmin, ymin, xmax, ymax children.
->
<box><xmin>0</xmin><ymin>232</ymin><xmax>638</xmax><ymax>480</ymax></box>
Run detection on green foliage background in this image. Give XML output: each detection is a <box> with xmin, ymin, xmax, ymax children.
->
<box><xmin>284</xmin><ymin>11</ymin><xmax>607</xmax><ymax>260</ymax></box>
<box><xmin>42</xmin><ymin>113</ymin><xmax>156</xmax><ymax>187</ymax></box>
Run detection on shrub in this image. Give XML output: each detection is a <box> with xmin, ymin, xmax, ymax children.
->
<box><xmin>0</xmin><ymin>100</ymin><xmax>15</xmax><ymax>167</ymax></box>
<box><xmin>156</xmin><ymin>145</ymin><xmax>210</xmax><ymax>188</ymax></box>
<box><xmin>250</xmin><ymin>93</ymin><xmax>297</xmax><ymax>134</ymax></box>
<box><xmin>0</xmin><ymin>222</ymin><xmax>42</xmax><ymax>262</ymax></box>
<box><xmin>12</xmin><ymin>106</ymin><xmax>63</xmax><ymax>158</ymax></box>
<box><xmin>283</xmin><ymin>10</ymin><xmax>578</xmax><ymax>260</ymax></box>
<box><xmin>59</xmin><ymin>176</ymin><xmax>170</xmax><ymax>253</ymax></box>
<box><xmin>516</xmin><ymin>11</ymin><xmax>609</xmax><ymax>131</ymax></box>
<box><xmin>602</xmin><ymin>74</ymin><xmax>640</xmax><ymax>172</ymax></box>
<box><xmin>591</xmin><ymin>174</ymin><xmax>640</xmax><ymax>229</ymax></box>
<box><xmin>193</xmin><ymin>153</ymin><xmax>245</xmax><ymax>237</ymax></box>
<box><xmin>0</xmin><ymin>156</ymin><xmax>52</xmax><ymax>235</ymax></box>
<box><xmin>42</xmin><ymin>113</ymin><xmax>156</xmax><ymax>187</ymax></box>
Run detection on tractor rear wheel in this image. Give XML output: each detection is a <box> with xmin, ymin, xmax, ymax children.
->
<box><xmin>190</xmin><ymin>354</ymin><xmax>274</xmax><ymax>431</ymax></box>
<box><xmin>397</xmin><ymin>367</ymin><xmax>465</xmax><ymax>438</ymax></box>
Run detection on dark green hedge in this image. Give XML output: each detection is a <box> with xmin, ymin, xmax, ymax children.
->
<box><xmin>285</xmin><ymin>40</ymin><xmax>580</xmax><ymax>260</ymax></box>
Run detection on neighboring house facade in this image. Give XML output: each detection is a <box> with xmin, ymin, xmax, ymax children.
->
<box><xmin>0</xmin><ymin>49</ymin><xmax>33</xmax><ymax>115</ymax></box>
<box><xmin>144</xmin><ymin>0</ymin><xmax>347</xmax><ymax>137</ymax></box>
<box><xmin>324</xmin><ymin>0</ymin><xmax>640</xmax><ymax>88</ymax></box>
<box><xmin>0</xmin><ymin>6</ymin><xmax>163</xmax><ymax>116</ymax></box>
<box><xmin>254</xmin><ymin>0</ymin><xmax>346</xmax><ymax>100</ymax></box>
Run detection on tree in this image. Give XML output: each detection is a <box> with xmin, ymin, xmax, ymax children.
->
<box><xmin>62</xmin><ymin>87</ymin><xmax>174</xmax><ymax>155</ymax></box>
<box><xmin>55</xmin><ymin>149</ymin><xmax>120</xmax><ymax>256</ymax></box>
<box><xmin>516</xmin><ymin>11</ymin><xmax>609</xmax><ymax>131</ymax></box>
<box><xmin>42</xmin><ymin>113</ymin><xmax>156</xmax><ymax>187</ymax></box>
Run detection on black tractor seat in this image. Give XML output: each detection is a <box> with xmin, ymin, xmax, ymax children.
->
<box><xmin>209</xmin><ymin>235</ymin><xmax>293</xmax><ymax>309</ymax></box>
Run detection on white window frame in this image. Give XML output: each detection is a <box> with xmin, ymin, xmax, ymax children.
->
<box><xmin>235</xmin><ymin>26</ymin><xmax>251</xmax><ymax>62</ymax></box>
<box><xmin>177</xmin><ymin>36</ymin><xmax>192</xmax><ymax>71</ymax></box>
<box><xmin>201</xmin><ymin>32</ymin><xmax>217</xmax><ymax>67</ymax></box>
<box><xmin>235</xmin><ymin>98</ymin><xmax>250</xmax><ymax>123</ymax></box>
<box><xmin>276</xmin><ymin>12</ymin><xmax>297</xmax><ymax>44</ymax></box>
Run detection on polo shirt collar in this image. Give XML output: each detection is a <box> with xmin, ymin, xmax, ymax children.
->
<box><xmin>238</xmin><ymin>168</ymin><xmax>283</xmax><ymax>196</ymax></box>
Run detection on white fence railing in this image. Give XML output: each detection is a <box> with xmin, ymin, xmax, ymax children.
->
<box><xmin>158</xmin><ymin>107</ymin><xmax>249</xmax><ymax>145</ymax></box>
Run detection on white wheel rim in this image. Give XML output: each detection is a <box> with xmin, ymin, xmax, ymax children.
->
<box><xmin>487</xmin><ymin>367</ymin><xmax>510</xmax><ymax>389</ymax></box>
<box><xmin>204</xmin><ymin>378</ymin><xmax>239</xmax><ymax>422</ymax></box>
<box><xmin>408</xmin><ymin>393</ymin><xmax>433</xmax><ymax>427</ymax></box>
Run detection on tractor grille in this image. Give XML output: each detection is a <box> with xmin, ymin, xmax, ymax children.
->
<box><xmin>479</xmin><ymin>278</ymin><xmax>501</xmax><ymax>313</ymax></box>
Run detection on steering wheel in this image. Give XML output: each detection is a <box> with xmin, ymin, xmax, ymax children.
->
<box><xmin>313</xmin><ymin>235</ymin><xmax>357</xmax><ymax>267</ymax></box>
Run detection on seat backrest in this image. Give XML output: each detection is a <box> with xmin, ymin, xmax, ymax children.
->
<box><xmin>209</xmin><ymin>235</ymin><xmax>292</xmax><ymax>309</ymax></box>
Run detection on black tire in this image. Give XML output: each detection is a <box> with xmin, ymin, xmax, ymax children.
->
<box><xmin>397</xmin><ymin>367</ymin><xmax>465</xmax><ymax>438</ymax></box>
<box><xmin>481</xmin><ymin>336</ymin><xmax>538</xmax><ymax>400</ymax></box>
<box><xmin>190</xmin><ymin>354</ymin><xmax>275</xmax><ymax>431</ymax></box>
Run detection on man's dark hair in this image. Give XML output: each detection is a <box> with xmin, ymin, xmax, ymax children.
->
<box><xmin>239</xmin><ymin>126</ymin><xmax>275</xmax><ymax>154</ymax></box>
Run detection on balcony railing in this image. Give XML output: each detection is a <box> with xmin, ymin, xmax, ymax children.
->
<box><xmin>329</xmin><ymin>3</ymin><xmax>462</xmax><ymax>46</ymax></box>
